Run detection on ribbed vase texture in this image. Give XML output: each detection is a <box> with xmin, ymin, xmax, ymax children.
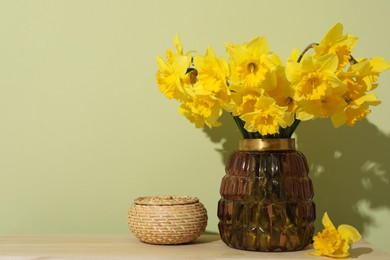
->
<box><xmin>217</xmin><ymin>143</ymin><xmax>315</xmax><ymax>251</ymax></box>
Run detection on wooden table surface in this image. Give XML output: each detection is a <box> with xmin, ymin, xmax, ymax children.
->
<box><xmin>0</xmin><ymin>234</ymin><xmax>389</xmax><ymax>259</ymax></box>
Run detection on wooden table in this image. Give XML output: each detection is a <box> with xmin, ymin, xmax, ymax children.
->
<box><xmin>0</xmin><ymin>234</ymin><xmax>389</xmax><ymax>259</ymax></box>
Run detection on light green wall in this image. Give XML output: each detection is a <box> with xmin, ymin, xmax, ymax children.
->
<box><xmin>1</xmin><ymin>0</ymin><xmax>389</xmax><ymax>254</ymax></box>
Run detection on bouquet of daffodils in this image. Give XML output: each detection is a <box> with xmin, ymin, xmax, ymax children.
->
<box><xmin>156</xmin><ymin>23</ymin><xmax>389</xmax><ymax>139</ymax></box>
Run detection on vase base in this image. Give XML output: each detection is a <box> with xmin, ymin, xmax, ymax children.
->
<box><xmin>218</xmin><ymin>223</ymin><xmax>313</xmax><ymax>252</ymax></box>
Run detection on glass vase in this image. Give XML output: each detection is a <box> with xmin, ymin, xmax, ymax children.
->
<box><xmin>217</xmin><ymin>138</ymin><xmax>315</xmax><ymax>251</ymax></box>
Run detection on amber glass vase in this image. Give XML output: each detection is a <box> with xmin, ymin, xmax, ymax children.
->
<box><xmin>217</xmin><ymin>138</ymin><xmax>315</xmax><ymax>251</ymax></box>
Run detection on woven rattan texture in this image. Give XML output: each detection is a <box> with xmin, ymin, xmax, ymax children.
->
<box><xmin>134</xmin><ymin>195</ymin><xmax>199</xmax><ymax>206</ymax></box>
<box><xmin>128</xmin><ymin>196</ymin><xmax>208</xmax><ymax>245</ymax></box>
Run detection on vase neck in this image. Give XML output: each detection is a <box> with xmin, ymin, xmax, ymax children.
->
<box><xmin>239</xmin><ymin>138</ymin><xmax>295</xmax><ymax>151</ymax></box>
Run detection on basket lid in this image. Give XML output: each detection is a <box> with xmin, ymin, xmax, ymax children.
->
<box><xmin>133</xmin><ymin>195</ymin><xmax>199</xmax><ymax>206</ymax></box>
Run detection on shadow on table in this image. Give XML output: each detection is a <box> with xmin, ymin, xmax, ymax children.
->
<box><xmin>191</xmin><ymin>232</ymin><xmax>221</xmax><ymax>244</ymax></box>
<box><xmin>349</xmin><ymin>247</ymin><xmax>373</xmax><ymax>258</ymax></box>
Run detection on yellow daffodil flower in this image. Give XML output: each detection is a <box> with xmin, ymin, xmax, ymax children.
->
<box><xmin>266</xmin><ymin>66</ymin><xmax>296</xmax><ymax>113</ymax></box>
<box><xmin>225</xmin><ymin>36</ymin><xmax>281</xmax><ymax>90</ymax></box>
<box><xmin>286</xmin><ymin>53</ymin><xmax>347</xmax><ymax>121</ymax></box>
<box><xmin>296</xmin><ymin>94</ymin><xmax>347</xmax><ymax>121</ymax></box>
<box><xmin>229</xmin><ymin>83</ymin><xmax>261</xmax><ymax>116</ymax></box>
<box><xmin>239</xmin><ymin>95</ymin><xmax>294</xmax><ymax>135</ymax></box>
<box><xmin>314</xmin><ymin>23</ymin><xmax>358</xmax><ymax>72</ymax></box>
<box><xmin>176</xmin><ymin>47</ymin><xmax>234</xmax><ymax>128</ymax></box>
<box><xmin>339</xmin><ymin>57</ymin><xmax>389</xmax><ymax>101</ymax></box>
<box><xmin>286</xmin><ymin>53</ymin><xmax>345</xmax><ymax>101</ymax></box>
<box><xmin>310</xmin><ymin>212</ymin><xmax>361</xmax><ymax>258</ymax></box>
<box><xmin>331</xmin><ymin>57</ymin><xmax>389</xmax><ymax>127</ymax></box>
<box><xmin>338</xmin><ymin>60</ymin><xmax>372</xmax><ymax>101</ymax></box>
<box><xmin>156</xmin><ymin>55</ymin><xmax>191</xmax><ymax>101</ymax></box>
<box><xmin>331</xmin><ymin>93</ymin><xmax>381</xmax><ymax>127</ymax></box>
<box><xmin>156</xmin><ymin>34</ymin><xmax>194</xmax><ymax>101</ymax></box>
<box><xmin>192</xmin><ymin>47</ymin><xmax>232</xmax><ymax>108</ymax></box>
<box><xmin>178</xmin><ymin>94</ymin><xmax>223</xmax><ymax>128</ymax></box>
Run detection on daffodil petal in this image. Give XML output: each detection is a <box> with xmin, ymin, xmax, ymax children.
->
<box><xmin>338</xmin><ymin>224</ymin><xmax>362</xmax><ymax>243</ymax></box>
<box><xmin>317</xmin><ymin>54</ymin><xmax>339</xmax><ymax>73</ymax></box>
<box><xmin>173</xmin><ymin>34</ymin><xmax>183</xmax><ymax>55</ymax></box>
<box><xmin>331</xmin><ymin>111</ymin><xmax>347</xmax><ymax>128</ymax></box>
<box><xmin>370</xmin><ymin>57</ymin><xmax>390</xmax><ymax>72</ymax></box>
<box><xmin>322</xmin><ymin>212</ymin><xmax>336</xmax><ymax>230</ymax></box>
<box><xmin>322</xmin><ymin>23</ymin><xmax>344</xmax><ymax>46</ymax></box>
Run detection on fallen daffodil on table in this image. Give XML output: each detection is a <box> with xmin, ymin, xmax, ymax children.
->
<box><xmin>309</xmin><ymin>212</ymin><xmax>361</xmax><ymax>258</ymax></box>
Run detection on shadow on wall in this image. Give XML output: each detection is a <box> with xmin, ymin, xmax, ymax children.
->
<box><xmin>296</xmin><ymin>118</ymin><xmax>389</xmax><ymax>233</ymax></box>
<box><xmin>203</xmin><ymin>113</ymin><xmax>390</xmax><ymax>234</ymax></box>
<box><xmin>202</xmin><ymin>112</ymin><xmax>242</xmax><ymax>165</ymax></box>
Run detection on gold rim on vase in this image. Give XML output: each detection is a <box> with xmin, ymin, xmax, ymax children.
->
<box><xmin>239</xmin><ymin>138</ymin><xmax>296</xmax><ymax>151</ymax></box>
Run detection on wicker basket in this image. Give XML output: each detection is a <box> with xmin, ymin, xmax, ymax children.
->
<box><xmin>128</xmin><ymin>195</ymin><xmax>208</xmax><ymax>245</ymax></box>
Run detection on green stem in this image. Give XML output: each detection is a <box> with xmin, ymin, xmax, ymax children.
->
<box><xmin>233</xmin><ymin>116</ymin><xmax>262</xmax><ymax>139</ymax></box>
<box><xmin>297</xmin><ymin>43</ymin><xmax>318</xmax><ymax>62</ymax></box>
<box><xmin>232</xmin><ymin>116</ymin><xmax>248</xmax><ymax>138</ymax></box>
<box><xmin>283</xmin><ymin>119</ymin><xmax>301</xmax><ymax>138</ymax></box>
